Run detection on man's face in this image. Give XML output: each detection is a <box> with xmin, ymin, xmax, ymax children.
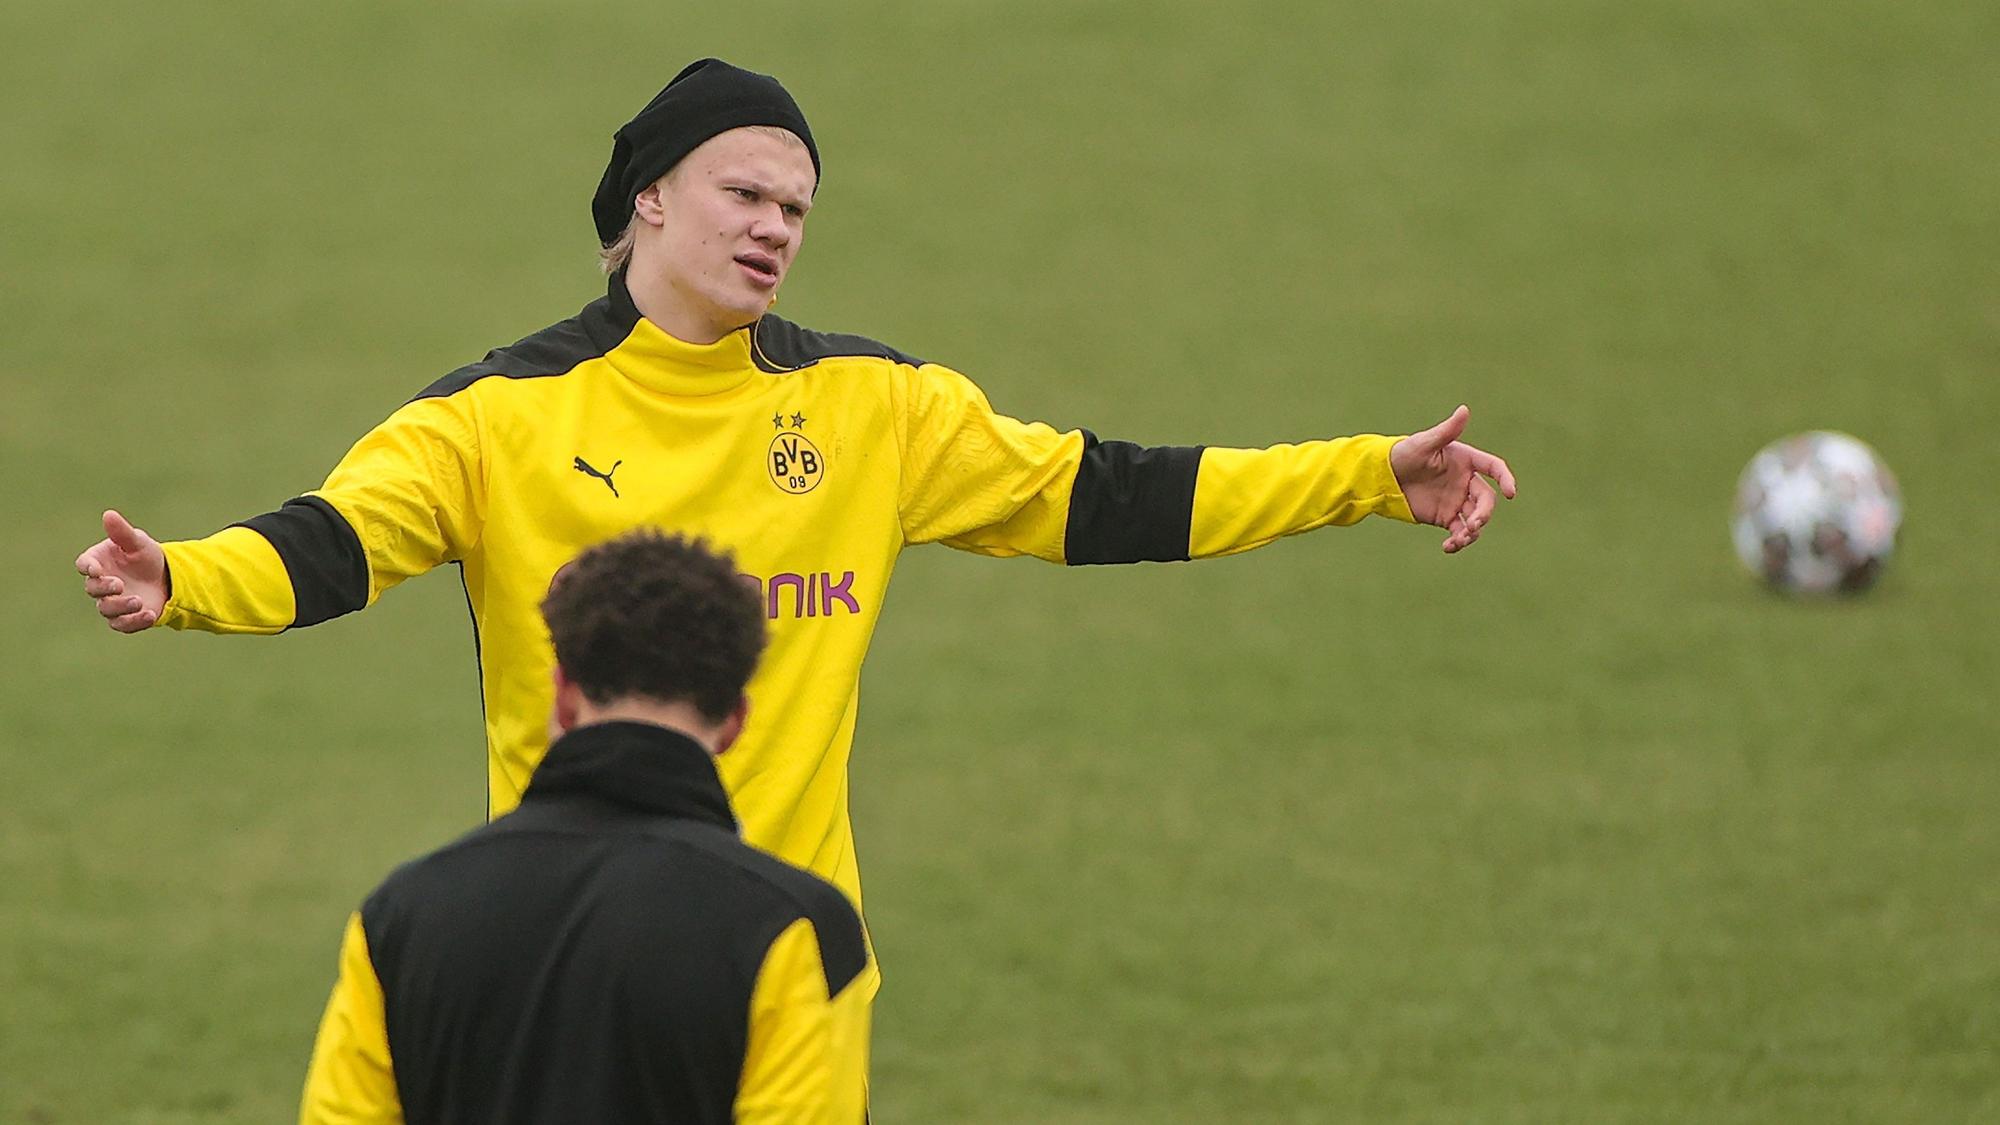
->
<box><xmin>635</xmin><ymin>127</ymin><xmax>816</xmax><ymax>340</ymax></box>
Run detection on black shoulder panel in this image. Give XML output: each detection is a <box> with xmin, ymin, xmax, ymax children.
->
<box><xmin>1063</xmin><ymin>432</ymin><xmax>1205</xmax><ymax>565</ymax></box>
<box><xmin>410</xmin><ymin>293</ymin><xmax>632</xmax><ymax>402</ymax></box>
<box><xmin>768</xmin><ymin>864</ymin><xmax>870</xmax><ymax>996</ymax></box>
<box><xmin>750</xmin><ymin>313</ymin><xmax>926</xmax><ymax>373</ymax></box>
<box><xmin>646</xmin><ymin>821</ymin><xmax>871</xmax><ymax>996</ymax></box>
<box><xmin>235</xmin><ymin>496</ymin><xmax>369</xmax><ymax>627</ymax></box>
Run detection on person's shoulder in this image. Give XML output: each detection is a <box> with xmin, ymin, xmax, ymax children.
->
<box><xmin>751</xmin><ymin>860</ymin><xmax>869</xmax><ymax>995</ymax></box>
<box><xmin>410</xmin><ymin>293</ymin><xmax>626</xmax><ymax>403</ymax></box>
<box><xmin>751</xmin><ymin>313</ymin><xmax>927</xmax><ymax>373</ymax></box>
<box><xmin>680</xmin><ymin>832</ymin><xmax>868</xmax><ymax>991</ymax></box>
<box><xmin>360</xmin><ymin>816</ymin><xmax>510</xmax><ymax>915</ymax></box>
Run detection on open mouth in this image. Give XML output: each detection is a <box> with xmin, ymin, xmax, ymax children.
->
<box><xmin>735</xmin><ymin>254</ymin><xmax>780</xmax><ymax>285</ymax></box>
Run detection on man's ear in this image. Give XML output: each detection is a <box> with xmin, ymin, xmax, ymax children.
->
<box><xmin>714</xmin><ymin>696</ymin><xmax>749</xmax><ymax>755</ymax></box>
<box><xmin>633</xmin><ymin>180</ymin><xmax>669</xmax><ymax>228</ymax></box>
<box><xmin>550</xmin><ymin>664</ymin><xmax>583</xmax><ymax>737</ymax></box>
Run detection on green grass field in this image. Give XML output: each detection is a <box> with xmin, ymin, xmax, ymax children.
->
<box><xmin>5</xmin><ymin>0</ymin><xmax>1996</xmax><ymax>1120</ymax></box>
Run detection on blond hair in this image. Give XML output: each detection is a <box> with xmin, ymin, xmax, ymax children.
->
<box><xmin>598</xmin><ymin>217</ymin><xmax>641</xmax><ymax>275</ymax></box>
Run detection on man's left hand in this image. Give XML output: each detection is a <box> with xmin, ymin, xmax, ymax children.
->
<box><xmin>1389</xmin><ymin>405</ymin><xmax>1518</xmax><ymax>554</ymax></box>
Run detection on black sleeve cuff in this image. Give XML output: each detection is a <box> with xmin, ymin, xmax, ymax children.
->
<box><xmin>1062</xmin><ymin>432</ymin><xmax>1204</xmax><ymax>565</ymax></box>
<box><xmin>235</xmin><ymin>496</ymin><xmax>369</xmax><ymax>628</ymax></box>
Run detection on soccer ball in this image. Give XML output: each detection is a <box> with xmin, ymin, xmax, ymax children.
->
<box><xmin>1731</xmin><ymin>431</ymin><xmax>1902</xmax><ymax>595</ymax></box>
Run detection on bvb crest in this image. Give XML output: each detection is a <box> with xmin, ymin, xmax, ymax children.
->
<box><xmin>767</xmin><ymin>416</ymin><xmax>823</xmax><ymax>495</ymax></box>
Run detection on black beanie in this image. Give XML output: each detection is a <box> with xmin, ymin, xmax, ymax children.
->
<box><xmin>591</xmin><ymin>58</ymin><xmax>820</xmax><ymax>245</ymax></box>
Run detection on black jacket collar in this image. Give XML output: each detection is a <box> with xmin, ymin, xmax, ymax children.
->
<box><xmin>523</xmin><ymin>721</ymin><xmax>737</xmax><ymax>833</ymax></box>
<box><xmin>582</xmin><ymin>270</ymin><xmax>646</xmax><ymax>354</ymax></box>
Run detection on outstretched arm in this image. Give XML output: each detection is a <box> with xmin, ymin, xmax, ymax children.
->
<box><xmin>890</xmin><ymin>361</ymin><xmax>1516</xmax><ymax>562</ymax></box>
<box><xmin>73</xmin><ymin>394</ymin><xmax>485</xmax><ymax>635</ymax></box>
<box><xmin>1196</xmin><ymin>403</ymin><xmax>1515</xmax><ymax>557</ymax></box>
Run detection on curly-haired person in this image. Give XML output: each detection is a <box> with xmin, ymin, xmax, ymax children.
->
<box><xmin>300</xmin><ymin>531</ymin><xmax>868</xmax><ymax>1125</ymax></box>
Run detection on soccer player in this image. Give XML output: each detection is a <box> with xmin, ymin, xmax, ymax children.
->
<box><xmin>75</xmin><ymin>59</ymin><xmax>1516</xmax><ymax>991</ymax></box>
<box><xmin>300</xmin><ymin>530</ymin><xmax>869</xmax><ymax>1124</ymax></box>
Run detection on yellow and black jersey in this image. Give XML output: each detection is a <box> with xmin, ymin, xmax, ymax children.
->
<box><xmin>300</xmin><ymin>720</ymin><xmax>870</xmax><ymax>1125</ymax></box>
<box><xmin>157</xmin><ymin>272</ymin><xmax>1415</xmax><ymax>924</ymax></box>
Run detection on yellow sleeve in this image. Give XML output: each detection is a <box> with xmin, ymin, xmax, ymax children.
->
<box><xmin>889</xmin><ymin>362</ymin><xmax>1417</xmax><ymax>565</ymax></box>
<box><xmin>299</xmin><ymin>912</ymin><xmax>404</xmax><ymax>1125</ymax></box>
<box><xmin>889</xmin><ymin>362</ymin><xmax>1083</xmax><ymax>561</ymax></box>
<box><xmin>734</xmin><ymin>917</ymin><xmax>871</xmax><ymax>1125</ymax></box>
<box><xmin>1189</xmin><ymin>434</ymin><xmax>1416</xmax><ymax>558</ymax></box>
<box><xmin>155</xmin><ymin>394</ymin><xmax>484</xmax><ymax>634</ymax></box>
<box><xmin>156</xmin><ymin>526</ymin><xmax>296</xmax><ymax>634</ymax></box>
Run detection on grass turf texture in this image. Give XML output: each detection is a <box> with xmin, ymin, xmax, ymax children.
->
<box><xmin>4</xmin><ymin>0</ymin><xmax>1996</xmax><ymax>1120</ymax></box>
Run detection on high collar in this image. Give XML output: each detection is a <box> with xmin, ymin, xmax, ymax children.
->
<box><xmin>523</xmin><ymin>720</ymin><xmax>737</xmax><ymax>833</ymax></box>
<box><xmin>588</xmin><ymin>270</ymin><xmax>761</xmax><ymax>398</ymax></box>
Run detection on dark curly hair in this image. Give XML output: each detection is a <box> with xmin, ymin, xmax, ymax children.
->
<box><xmin>540</xmin><ymin>530</ymin><xmax>766</xmax><ymax>721</ymax></box>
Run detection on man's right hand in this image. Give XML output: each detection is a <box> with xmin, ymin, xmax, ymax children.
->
<box><xmin>75</xmin><ymin>510</ymin><xmax>169</xmax><ymax>633</ymax></box>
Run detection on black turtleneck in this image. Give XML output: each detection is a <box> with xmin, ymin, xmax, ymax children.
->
<box><xmin>523</xmin><ymin>719</ymin><xmax>737</xmax><ymax>833</ymax></box>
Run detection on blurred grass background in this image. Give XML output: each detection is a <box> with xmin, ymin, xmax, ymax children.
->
<box><xmin>3</xmin><ymin>0</ymin><xmax>1996</xmax><ymax>1120</ymax></box>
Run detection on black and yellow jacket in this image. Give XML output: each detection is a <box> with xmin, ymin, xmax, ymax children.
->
<box><xmin>300</xmin><ymin>720</ymin><xmax>870</xmax><ymax>1124</ymax></box>
<box><xmin>156</xmin><ymin>273</ymin><xmax>1416</xmax><ymax>930</ymax></box>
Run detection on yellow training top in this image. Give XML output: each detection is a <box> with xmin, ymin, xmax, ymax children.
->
<box><xmin>157</xmin><ymin>272</ymin><xmax>1415</xmax><ymax>913</ymax></box>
